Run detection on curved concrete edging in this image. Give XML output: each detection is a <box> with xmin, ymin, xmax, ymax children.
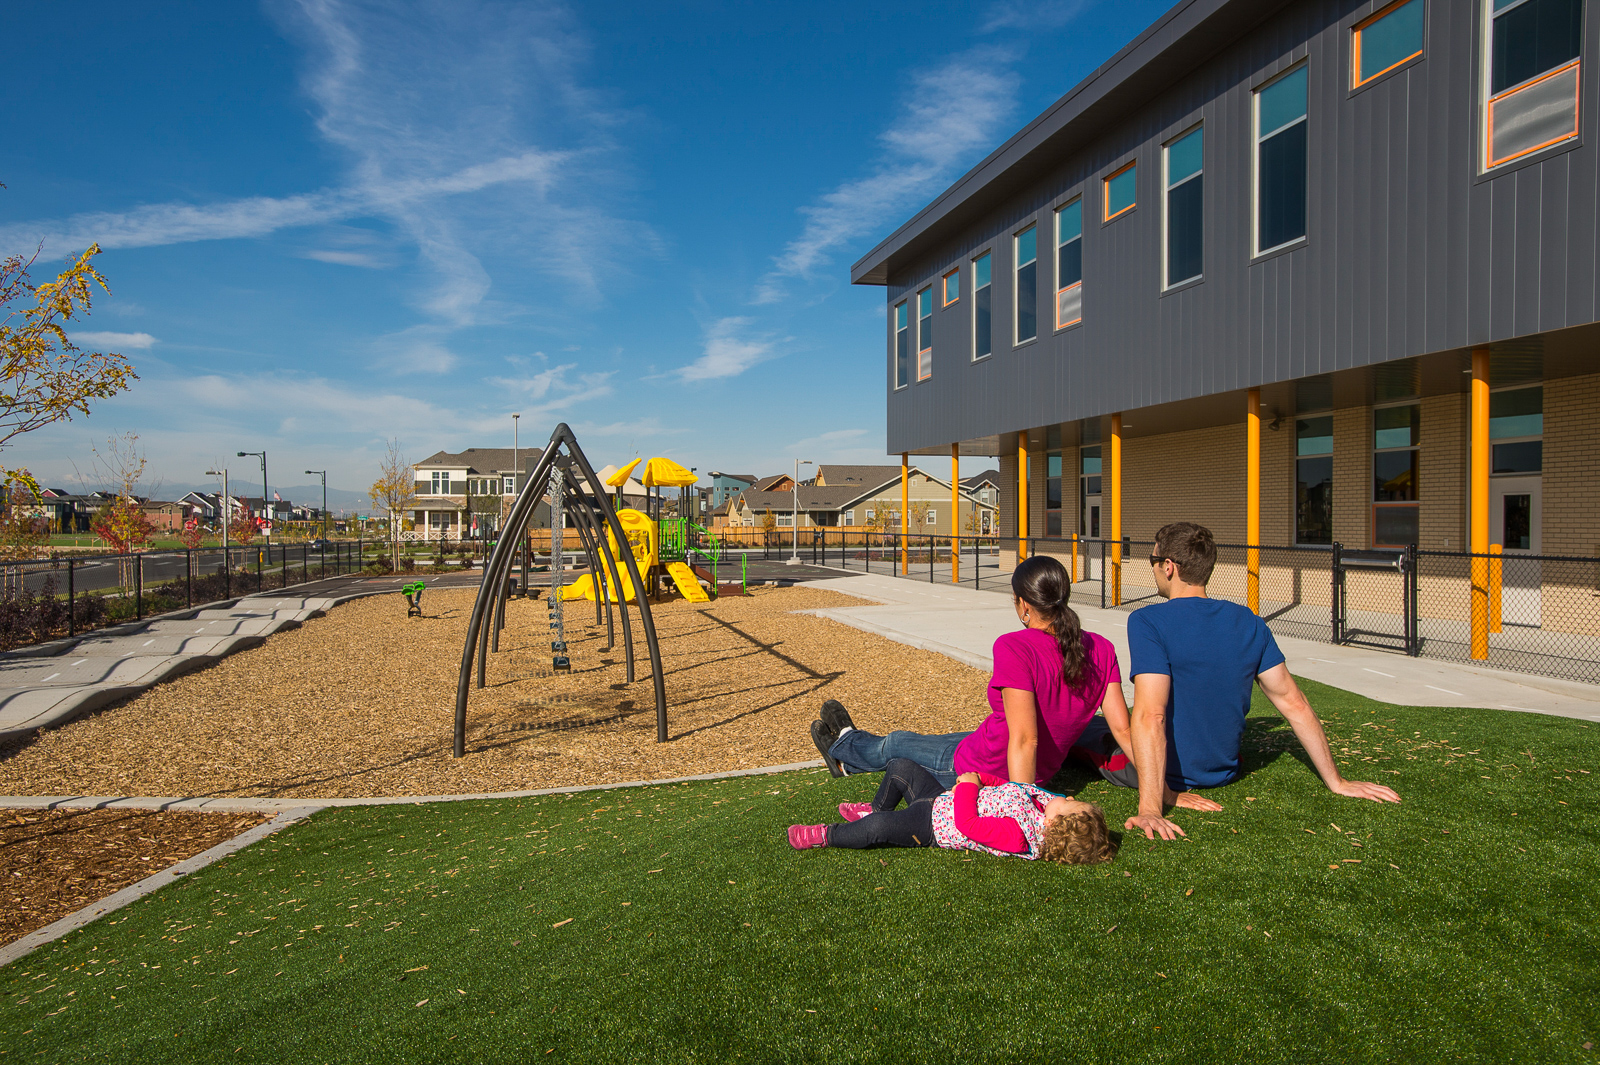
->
<box><xmin>0</xmin><ymin>757</ymin><xmax>831</xmax><ymax>967</ymax></box>
<box><xmin>0</xmin><ymin>807</ymin><xmax>322</xmax><ymax>968</ymax></box>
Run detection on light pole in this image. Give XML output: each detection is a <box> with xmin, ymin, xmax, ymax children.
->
<box><xmin>238</xmin><ymin>451</ymin><xmax>268</xmax><ymax>548</ymax></box>
<box><xmin>305</xmin><ymin>470</ymin><xmax>327</xmax><ymax>539</ymax></box>
<box><xmin>788</xmin><ymin>458</ymin><xmax>814</xmax><ymax>565</ymax></box>
<box><xmin>206</xmin><ymin>469</ymin><xmax>229</xmax><ymax>549</ymax></box>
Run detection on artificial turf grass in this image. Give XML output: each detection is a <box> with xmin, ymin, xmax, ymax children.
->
<box><xmin>2</xmin><ymin>678</ymin><xmax>1597</xmax><ymax>1064</ymax></box>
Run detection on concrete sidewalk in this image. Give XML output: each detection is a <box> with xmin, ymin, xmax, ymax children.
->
<box><xmin>806</xmin><ymin>572</ymin><xmax>1600</xmax><ymax>721</ymax></box>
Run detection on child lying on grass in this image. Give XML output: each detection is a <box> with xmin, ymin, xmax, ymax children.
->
<box><xmin>788</xmin><ymin>757</ymin><xmax>1117</xmax><ymax>864</ymax></box>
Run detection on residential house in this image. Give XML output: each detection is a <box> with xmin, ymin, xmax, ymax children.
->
<box><xmin>731</xmin><ymin>467</ymin><xmax>995</xmax><ymax>533</ymax></box>
<box><xmin>413</xmin><ymin>447</ymin><xmax>545</xmax><ymax>541</ymax></box>
<box><xmin>706</xmin><ymin>472</ymin><xmax>756</xmax><ymax>509</ymax></box>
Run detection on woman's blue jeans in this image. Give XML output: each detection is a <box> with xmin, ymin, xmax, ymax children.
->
<box><xmin>827</xmin><ymin>729</ymin><xmax>970</xmax><ymax>788</ymax></box>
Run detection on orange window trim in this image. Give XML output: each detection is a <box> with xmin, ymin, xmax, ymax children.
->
<box><xmin>1103</xmin><ymin>162</ymin><xmax>1136</xmax><ymax>221</ymax></box>
<box><xmin>1351</xmin><ymin>0</ymin><xmax>1423</xmax><ymax>90</ymax></box>
<box><xmin>1055</xmin><ymin>281</ymin><xmax>1082</xmax><ymax>329</ymax></box>
<box><xmin>942</xmin><ymin>270</ymin><xmax>959</xmax><ymax>306</ymax></box>
<box><xmin>1486</xmin><ymin>59</ymin><xmax>1581</xmax><ymax>169</ymax></box>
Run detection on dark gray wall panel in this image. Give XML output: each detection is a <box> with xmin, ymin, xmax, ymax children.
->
<box><xmin>880</xmin><ymin>0</ymin><xmax>1600</xmax><ymax>455</ymax></box>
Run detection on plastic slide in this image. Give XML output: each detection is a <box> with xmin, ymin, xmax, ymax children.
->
<box><xmin>665</xmin><ymin>561</ymin><xmax>711</xmax><ymax>602</ymax></box>
<box><xmin>561</xmin><ymin>570</ymin><xmax>639</xmax><ymax>603</ymax></box>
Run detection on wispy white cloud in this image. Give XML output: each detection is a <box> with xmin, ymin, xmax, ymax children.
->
<box><xmin>72</xmin><ymin>331</ymin><xmax>157</xmax><ymax>349</ymax></box>
<box><xmin>489</xmin><ymin>356</ymin><xmax>616</xmax><ymax>417</ymax></box>
<box><xmin>982</xmin><ymin>0</ymin><xmax>1090</xmax><ymax>32</ymax></box>
<box><xmin>755</xmin><ymin>47</ymin><xmax>1019</xmax><ymax>303</ymax></box>
<box><xmin>0</xmin><ymin>0</ymin><xmax>634</xmax><ymax>330</ymax></box>
<box><xmin>673</xmin><ymin>317</ymin><xmax>777</xmax><ymax>381</ymax></box>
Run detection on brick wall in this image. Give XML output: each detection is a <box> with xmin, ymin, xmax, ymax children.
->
<box><xmin>1544</xmin><ymin>372</ymin><xmax>1600</xmax><ymax>557</ymax></box>
<box><xmin>1121</xmin><ymin>423</ymin><xmax>1248</xmax><ymax>544</ymax></box>
<box><xmin>1420</xmin><ymin>392</ymin><xmax>1466</xmax><ymax>550</ymax></box>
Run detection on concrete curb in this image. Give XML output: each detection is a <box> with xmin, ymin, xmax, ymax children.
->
<box><xmin>0</xmin><ymin>806</ymin><xmax>322</xmax><ymax>968</ymax></box>
<box><xmin>0</xmin><ymin>759</ymin><xmax>832</xmax><ymax>814</ymax></box>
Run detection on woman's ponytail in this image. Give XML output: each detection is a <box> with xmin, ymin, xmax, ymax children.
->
<box><xmin>1011</xmin><ymin>555</ymin><xmax>1089</xmax><ymax>689</ymax></box>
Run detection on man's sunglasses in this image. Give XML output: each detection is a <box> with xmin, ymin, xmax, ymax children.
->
<box><xmin>1149</xmin><ymin>555</ymin><xmax>1168</xmax><ymax>567</ymax></box>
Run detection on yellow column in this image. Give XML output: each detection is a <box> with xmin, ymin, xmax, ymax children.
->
<box><xmin>1489</xmin><ymin>543</ymin><xmax>1503</xmax><ymax>633</ymax></box>
<box><xmin>1110</xmin><ymin>413</ymin><xmax>1123</xmax><ymax>606</ymax></box>
<box><xmin>1017</xmin><ymin>434</ymin><xmax>1030</xmax><ymax>561</ymax></box>
<box><xmin>1247</xmin><ymin>388</ymin><xmax>1261</xmax><ymax>615</ymax></box>
<box><xmin>951</xmin><ymin>442</ymin><xmax>960</xmax><ymax>583</ymax></box>
<box><xmin>900</xmin><ymin>452</ymin><xmax>910</xmax><ymax>575</ymax></box>
<box><xmin>1071</xmin><ymin>532</ymin><xmax>1079</xmax><ymax>583</ymax></box>
<box><xmin>1470</xmin><ymin>348</ymin><xmax>1490</xmax><ymax>659</ymax></box>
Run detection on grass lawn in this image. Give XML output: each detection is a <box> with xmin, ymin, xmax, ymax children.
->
<box><xmin>4</xmin><ymin>678</ymin><xmax>1596</xmax><ymax>1063</ymax></box>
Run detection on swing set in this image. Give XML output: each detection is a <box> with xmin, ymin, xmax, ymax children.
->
<box><xmin>452</xmin><ymin>424</ymin><xmax>669</xmax><ymax>757</ymax></box>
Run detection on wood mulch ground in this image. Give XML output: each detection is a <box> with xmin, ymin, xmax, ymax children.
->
<box><xmin>0</xmin><ymin>809</ymin><xmax>270</xmax><ymax>946</ymax></box>
<box><xmin>0</xmin><ymin>586</ymin><xmax>991</xmax><ymax>799</ymax></box>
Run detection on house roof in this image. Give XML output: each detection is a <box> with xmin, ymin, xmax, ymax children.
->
<box><xmin>816</xmin><ymin>464</ymin><xmax>903</xmax><ymax>487</ymax></box>
<box><xmin>737</xmin><ymin>486</ymin><xmax>879</xmax><ymax>512</ymax></box>
<box><xmin>961</xmin><ymin>470</ymin><xmax>1002</xmax><ymax>489</ymax></box>
<box><xmin>708</xmin><ymin>472</ymin><xmax>756</xmax><ymax>484</ymax></box>
<box><xmin>850</xmin><ymin>0</ymin><xmax>1285</xmax><ymax>286</ymax></box>
<box><xmin>415</xmin><ymin>447</ymin><xmax>543</xmax><ymax>474</ymax></box>
<box><xmin>749</xmin><ymin>474</ymin><xmax>791</xmax><ymax>492</ymax></box>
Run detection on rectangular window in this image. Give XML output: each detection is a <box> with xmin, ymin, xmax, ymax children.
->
<box><xmin>943</xmin><ymin>269</ymin><xmax>960</xmax><ymax>306</ymax></box>
<box><xmin>843</xmin><ymin>511</ymin><xmax>855</xmax><ymax>527</ymax></box>
<box><xmin>1046</xmin><ymin>452</ymin><xmax>1062</xmax><ymax>537</ymax></box>
<box><xmin>1354</xmin><ymin>0</ymin><xmax>1425</xmax><ymax>88</ymax></box>
<box><xmin>777</xmin><ymin>514</ymin><xmax>793</xmax><ymax>527</ymax></box>
<box><xmin>503</xmin><ymin>476</ymin><xmax>515</xmax><ymax>494</ymax></box>
<box><xmin>894</xmin><ymin>301</ymin><xmax>909</xmax><ymax>388</ymax></box>
<box><xmin>1296</xmin><ymin>415</ymin><xmax>1334</xmax><ymax>544</ymax></box>
<box><xmin>1491</xmin><ymin>384</ymin><xmax>1544</xmax><ymax>472</ymax></box>
<box><xmin>1055</xmin><ymin>200</ymin><xmax>1082</xmax><ymax>328</ymax></box>
<box><xmin>1486</xmin><ymin>0</ymin><xmax>1582</xmax><ymax>168</ymax></box>
<box><xmin>1373</xmin><ymin>403</ymin><xmax>1420</xmax><ymax>546</ymax></box>
<box><xmin>927</xmin><ymin>510</ymin><xmax>937</xmax><ymax>526</ymax></box>
<box><xmin>973</xmin><ymin>252</ymin><xmax>992</xmax><ymax>359</ymax></box>
<box><xmin>865</xmin><ymin>508</ymin><xmax>875</xmax><ymax>522</ymax></box>
<box><xmin>917</xmin><ymin>287</ymin><xmax>933</xmax><ymax>380</ymax></box>
<box><xmin>1164</xmin><ymin>127</ymin><xmax>1204</xmax><ymax>287</ymax></box>
<box><xmin>431</xmin><ymin>471</ymin><xmax>450</xmax><ymax>494</ymax></box>
<box><xmin>1255</xmin><ymin>65</ymin><xmax>1308</xmax><ymax>253</ymax></box>
<box><xmin>1104</xmin><ymin>162</ymin><xmax>1136</xmax><ymax>220</ymax></box>
<box><xmin>1015</xmin><ymin>226</ymin><xmax>1037</xmax><ymax>343</ymax></box>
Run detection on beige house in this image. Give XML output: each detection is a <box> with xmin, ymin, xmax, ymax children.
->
<box><xmin>730</xmin><ymin>466</ymin><xmax>995</xmax><ymax>534</ymax></box>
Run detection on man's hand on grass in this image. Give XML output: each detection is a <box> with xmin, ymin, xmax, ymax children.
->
<box><xmin>1330</xmin><ymin>779</ymin><xmax>1401</xmax><ymax>803</ymax></box>
<box><xmin>1170</xmin><ymin>790</ymin><xmax>1223</xmax><ymax>812</ymax></box>
<box><xmin>1125</xmin><ymin>813</ymin><xmax>1186</xmax><ymax>841</ymax></box>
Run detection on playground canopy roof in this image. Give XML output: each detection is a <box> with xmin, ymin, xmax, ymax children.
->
<box><xmin>606</xmin><ymin>457</ymin><xmax>643</xmax><ymax>488</ymax></box>
<box><xmin>642</xmin><ymin>457</ymin><xmax>697</xmax><ymax>487</ymax></box>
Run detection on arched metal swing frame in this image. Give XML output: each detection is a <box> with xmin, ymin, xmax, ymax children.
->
<box><xmin>453</xmin><ymin>423</ymin><xmax>667</xmax><ymax>756</ymax></box>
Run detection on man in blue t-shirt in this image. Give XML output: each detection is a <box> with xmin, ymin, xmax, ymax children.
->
<box><xmin>1107</xmin><ymin>522</ymin><xmax>1400</xmax><ymax>841</ymax></box>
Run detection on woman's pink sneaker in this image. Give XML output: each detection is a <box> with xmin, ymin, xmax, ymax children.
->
<box><xmin>788</xmin><ymin>824</ymin><xmax>828</xmax><ymax>849</ymax></box>
<box><xmin>838</xmin><ymin>802</ymin><xmax>873</xmax><ymax>822</ymax></box>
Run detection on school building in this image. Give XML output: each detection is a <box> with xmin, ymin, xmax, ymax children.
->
<box><xmin>852</xmin><ymin>0</ymin><xmax>1600</xmax><ymax>659</ymax></box>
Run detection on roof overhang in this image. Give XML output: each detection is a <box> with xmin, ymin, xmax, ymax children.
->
<box><xmin>850</xmin><ymin>0</ymin><xmax>1287</xmax><ymax>287</ymax></box>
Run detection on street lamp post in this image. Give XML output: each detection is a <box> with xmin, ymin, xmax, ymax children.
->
<box><xmin>238</xmin><ymin>451</ymin><xmax>268</xmax><ymax>548</ymax></box>
<box><xmin>305</xmin><ymin>470</ymin><xmax>327</xmax><ymax>539</ymax></box>
<box><xmin>788</xmin><ymin>458</ymin><xmax>814</xmax><ymax>565</ymax></box>
<box><xmin>206</xmin><ymin>469</ymin><xmax>230</xmax><ymax>549</ymax></box>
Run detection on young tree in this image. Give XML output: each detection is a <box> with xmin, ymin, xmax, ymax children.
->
<box><xmin>369</xmin><ymin>439</ymin><xmax>416</xmax><ymax>572</ymax></box>
<box><xmin>908</xmin><ymin>500</ymin><xmax>932</xmax><ymax>535</ymax></box>
<box><xmin>0</xmin><ymin>472</ymin><xmax>49</xmax><ymax>563</ymax></box>
<box><xmin>229</xmin><ymin>507</ymin><xmax>258</xmax><ymax>547</ymax></box>
<box><xmin>1</xmin><ymin>212</ymin><xmax>138</xmax><ymax>497</ymax></box>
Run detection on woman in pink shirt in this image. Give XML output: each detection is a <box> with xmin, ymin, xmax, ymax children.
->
<box><xmin>815</xmin><ymin>555</ymin><xmax>1133</xmax><ymax>787</ymax></box>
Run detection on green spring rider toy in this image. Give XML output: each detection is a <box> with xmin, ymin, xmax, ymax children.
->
<box><xmin>402</xmin><ymin>581</ymin><xmax>426</xmax><ymax>618</ymax></box>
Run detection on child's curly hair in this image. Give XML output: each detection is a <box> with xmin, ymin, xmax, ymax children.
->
<box><xmin>1040</xmin><ymin>803</ymin><xmax>1118</xmax><ymax>865</ymax></box>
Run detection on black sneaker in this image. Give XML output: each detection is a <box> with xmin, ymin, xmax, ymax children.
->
<box><xmin>811</xmin><ymin>720</ymin><xmax>844</xmax><ymax>778</ymax></box>
<box><xmin>820</xmin><ymin>699</ymin><xmax>855</xmax><ymax>735</ymax></box>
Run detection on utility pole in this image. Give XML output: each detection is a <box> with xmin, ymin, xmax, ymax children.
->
<box><xmin>206</xmin><ymin>469</ymin><xmax>230</xmax><ymax>550</ymax></box>
<box><xmin>238</xmin><ymin>450</ymin><xmax>269</xmax><ymax>549</ymax></box>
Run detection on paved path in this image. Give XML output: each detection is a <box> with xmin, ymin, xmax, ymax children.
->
<box><xmin>805</xmin><ymin>571</ymin><xmax>1600</xmax><ymax>721</ymax></box>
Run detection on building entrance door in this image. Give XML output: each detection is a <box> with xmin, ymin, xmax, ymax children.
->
<box><xmin>1490</xmin><ymin>475</ymin><xmax>1541</xmax><ymax>627</ymax></box>
<box><xmin>1081</xmin><ymin>493</ymin><xmax>1102</xmax><ymax>580</ymax></box>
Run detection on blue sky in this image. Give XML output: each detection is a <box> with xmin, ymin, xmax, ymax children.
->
<box><xmin>1</xmin><ymin>0</ymin><xmax>1171</xmax><ymax>506</ymax></box>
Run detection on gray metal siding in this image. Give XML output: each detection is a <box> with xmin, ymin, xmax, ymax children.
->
<box><xmin>885</xmin><ymin>0</ymin><xmax>1600</xmax><ymax>455</ymax></box>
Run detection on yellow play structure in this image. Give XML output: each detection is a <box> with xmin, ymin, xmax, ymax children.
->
<box><xmin>561</xmin><ymin>455</ymin><xmax>711</xmax><ymax>604</ymax></box>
